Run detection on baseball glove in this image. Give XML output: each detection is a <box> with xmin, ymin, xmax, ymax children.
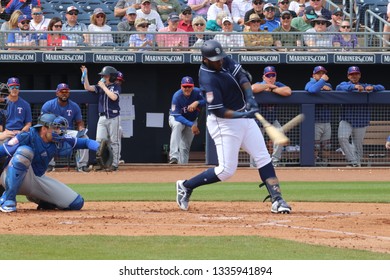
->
<box><xmin>96</xmin><ymin>139</ymin><xmax>113</xmax><ymax>170</ymax></box>
<box><xmin>0</xmin><ymin>83</ymin><xmax>9</xmax><ymax>94</ymax></box>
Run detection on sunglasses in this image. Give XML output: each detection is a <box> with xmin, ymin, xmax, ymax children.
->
<box><xmin>253</xmin><ymin>1</ymin><xmax>263</xmax><ymax>4</ymax></box>
<box><xmin>182</xmin><ymin>86</ymin><xmax>193</xmax><ymax>89</ymax></box>
<box><xmin>265</xmin><ymin>8</ymin><xmax>275</xmax><ymax>12</ymax></box>
<box><xmin>53</xmin><ymin>24</ymin><xmax>62</xmax><ymax>28</ymax></box>
<box><xmin>21</xmin><ymin>21</ymin><xmax>30</xmax><ymax>25</ymax></box>
<box><xmin>32</xmin><ymin>12</ymin><xmax>43</xmax><ymax>15</ymax></box>
<box><xmin>138</xmin><ymin>24</ymin><xmax>148</xmax><ymax>28</ymax></box>
<box><xmin>265</xmin><ymin>73</ymin><xmax>276</xmax><ymax>78</ymax></box>
<box><xmin>59</xmin><ymin>90</ymin><xmax>69</xmax><ymax>93</ymax></box>
<box><xmin>311</xmin><ymin>0</ymin><xmax>321</xmax><ymax>2</ymax></box>
<box><xmin>194</xmin><ymin>23</ymin><xmax>204</xmax><ymax>26</ymax></box>
<box><xmin>280</xmin><ymin>1</ymin><xmax>289</xmax><ymax>4</ymax></box>
<box><xmin>223</xmin><ymin>22</ymin><xmax>232</xmax><ymax>25</ymax></box>
<box><xmin>142</xmin><ymin>2</ymin><xmax>151</xmax><ymax>5</ymax></box>
<box><xmin>9</xmin><ymin>86</ymin><xmax>20</xmax><ymax>90</ymax></box>
<box><xmin>67</xmin><ymin>11</ymin><xmax>79</xmax><ymax>15</ymax></box>
<box><xmin>282</xmin><ymin>16</ymin><xmax>291</xmax><ymax>19</ymax></box>
<box><xmin>183</xmin><ymin>11</ymin><xmax>191</xmax><ymax>15</ymax></box>
<box><xmin>340</xmin><ymin>25</ymin><xmax>351</xmax><ymax>28</ymax></box>
<box><xmin>96</xmin><ymin>14</ymin><xmax>105</xmax><ymax>18</ymax></box>
<box><xmin>334</xmin><ymin>13</ymin><xmax>342</xmax><ymax>17</ymax></box>
<box><xmin>315</xmin><ymin>21</ymin><xmax>327</xmax><ymax>25</ymax></box>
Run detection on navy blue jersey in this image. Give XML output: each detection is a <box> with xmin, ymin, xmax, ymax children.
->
<box><xmin>336</xmin><ymin>81</ymin><xmax>385</xmax><ymax>127</ymax></box>
<box><xmin>95</xmin><ymin>83</ymin><xmax>121</xmax><ymax>119</ymax></box>
<box><xmin>169</xmin><ymin>87</ymin><xmax>205</xmax><ymax>126</ymax></box>
<box><xmin>5</xmin><ymin>97</ymin><xmax>32</xmax><ymax>131</ymax></box>
<box><xmin>199</xmin><ymin>56</ymin><xmax>247</xmax><ymax>113</ymax></box>
<box><xmin>41</xmin><ymin>98</ymin><xmax>83</xmax><ymax>130</ymax></box>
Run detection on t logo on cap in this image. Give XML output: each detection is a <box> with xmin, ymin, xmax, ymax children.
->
<box><xmin>181</xmin><ymin>76</ymin><xmax>194</xmax><ymax>87</ymax></box>
<box><xmin>7</xmin><ymin>77</ymin><xmax>20</xmax><ymax>86</ymax></box>
<box><xmin>348</xmin><ymin>66</ymin><xmax>360</xmax><ymax>75</ymax></box>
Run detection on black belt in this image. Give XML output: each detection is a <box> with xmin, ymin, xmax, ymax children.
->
<box><xmin>99</xmin><ymin>112</ymin><xmax>106</xmax><ymax>116</ymax></box>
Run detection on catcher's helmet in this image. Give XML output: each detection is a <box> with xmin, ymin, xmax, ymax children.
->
<box><xmin>201</xmin><ymin>40</ymin><xmax>227</xmax><ymax>62</ymax></box>
<box><xmin>99</xmin><ymin>66</ymin><xmax>119</xmax><ymax>83</ymax></box>
<box><xmin>34</xmin><ymin>113</ymin><xmax>57</xmax><ymax>128</ymax></box>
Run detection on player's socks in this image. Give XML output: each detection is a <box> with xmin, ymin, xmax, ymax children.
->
<box><xmin>258</xmin><ymin>162</ymin><xmax>276</xmax><ymax>182</ymax></box>
<box><xmin>183</xmin><ymin>168</ymin><xmax>220</xmax><ymax>190</ymax></box>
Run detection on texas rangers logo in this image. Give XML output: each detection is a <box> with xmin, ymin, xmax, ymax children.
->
<box><xmin>206</xmin><ymin>91</ymin><xmax>214</xmax><ymax>103</ymax></box>
<box><xmin>183</xmin><ymin>77</ymin><xmax>191</xmax><ymax>84</ymax></box>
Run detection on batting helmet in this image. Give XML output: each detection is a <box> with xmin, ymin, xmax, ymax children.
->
<box><xmin>99</xmin><ymin>66</ymin><xmax>119</xmax><ymax>83</ymax></box>
<box><xmin>201</xmin><ymin>40</ymin><xmax>227</xmax><ymax>62</ymax></box>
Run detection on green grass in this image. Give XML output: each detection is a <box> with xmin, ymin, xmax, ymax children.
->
<box><xmin>11</xmin><ymin>182</ymin><xmax>390</xmax><ymax>260</ymax></box>
<box><xmin>1</xmin><ymin>235</ymin><xmax>388</xmax><ymax>260</ymax></box>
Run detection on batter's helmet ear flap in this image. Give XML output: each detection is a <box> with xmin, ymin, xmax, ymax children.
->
<box><xmin>99</xmin><ymin>66</ymin><xmax>119</xmax><ymax>83</ymax></box>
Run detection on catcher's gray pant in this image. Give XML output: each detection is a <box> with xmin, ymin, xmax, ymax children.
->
<box><xmin>96</xmin><ymin>115</ymin><xmax>120</xmax><ymax>167</ymax></box>
<box><xmin>338</xmin><ymin>120</ymin><xmax>367</xmax><ymax>165</ymax></box>
<box><xmin>169</xmin><ymin>115</ymin><xmax>196</xmax><ymax>164</ymax></box>
<box><xmin>1</xmin><ymin>166</ymin><xmax>80</xmax><ymax>209</ymax></box>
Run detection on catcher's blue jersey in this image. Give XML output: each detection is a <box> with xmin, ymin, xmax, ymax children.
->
<box><xmin>41</xmin><ymin>98</ymin><xmax>83</xmax><ymax>130</ymax></box>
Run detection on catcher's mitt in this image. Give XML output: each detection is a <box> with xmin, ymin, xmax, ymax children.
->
<box><xmin>96</xmin><ymin>139</ymin><xmax>113</xmax><ymax>170</ymax></box>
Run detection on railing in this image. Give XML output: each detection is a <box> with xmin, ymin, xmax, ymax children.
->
<box><xmin>364</xmin><ymin>9</ymin><xmax>390</xmax><ymax>48</ymax></box>
<box><xmin>1</xmin><ymin>30</ymin><xmax>389</xmax><ymax>52</ymax></box>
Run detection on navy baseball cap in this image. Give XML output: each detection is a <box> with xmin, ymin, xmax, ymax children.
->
<box><xmin>181</xmin><ymin>76</ymin><xmax>194</xmax><ymax>86</ymax></box>
<box><xmin>56</xmin><ymin>83</ymin><xmax>70</xmax><ymax>91</ymax></box>
<box><xmin>7</xmin><ymin>77</ymin><xmax>20</xmax><ymax>86</ymax></box>
<box><xmin>313</xmin><ymin>66</ymin><xmax>327</xmax><ymax>74</ymax></box>
<box><xmin>18</xmin><ymin>15</ymin><xmax>30</xmax><ymax>23</ymax></box>
<box><xmin>168</xmin><ymin>12</ymin><xmax>180</xmax><ymax>22</ymax></box>
<box><xmin>117</xmin><ymin>71</ymin><xmax>124</xmax><ymax>81</ymax></box>
<box><xmin>348</xmin><ymin>66</ymin><xmax>360</xmax><ymax>75</ymax></box>
<box><xmin>263</xmin><ymin>66</ymin><xmax>276</xmax><ymax>75</ymax></box>
<box><xmin>305</xmin><ymin>6</ymin><xmax>317</xmax><ymax>20</ymax></box>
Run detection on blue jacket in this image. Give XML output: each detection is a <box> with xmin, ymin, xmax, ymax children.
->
<box><xmin>305</xmin><ymin>78</ymin><xmax>333</xmax><ymax>123</ymax></box>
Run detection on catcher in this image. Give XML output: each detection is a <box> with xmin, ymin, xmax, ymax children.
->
<box><xmin>0</xmin><ymin>113</ymin><xmax>113</xmax><ymax>212</ymax></box>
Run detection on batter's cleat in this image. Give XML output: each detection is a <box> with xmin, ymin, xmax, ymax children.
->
<box><xmin>271</xmin><ymin>198</ymin><xmax>291</xmax><ymax>214</ymax></box>
<box><xmin>46</xmin><ymin>165</ymin><xmax>55</xmax><ymax>172</ymax></box>
<box><xmin>176</xmin><ymin>180</ymin><xmax>192</xmax><ymax>211</ymax></box>
<box><xmin>0</xmin><ymin>200</ymin><xmax>17</xmax><ymax>213</ymax></box>
<box><xmin>169</xmin><ymin>158</ymin><xmax>178</xmax><ymax>164</ymax></box>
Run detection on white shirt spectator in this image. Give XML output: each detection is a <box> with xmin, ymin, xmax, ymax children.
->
<box><xmin>88</xmin><ymin>24</ymin><xmax>114</xmax><ymax>46</ymax></box>
<box><xmin>207</xmin><ymin>3</ymin><xmax>231</xmax><ymax>20</ymax></box>
<box><xmin>136</xmin><ymin>9</ymin><xmax>165</xmax><ymax>31</ymax></box>
<box><xmin>231</xmin><ymin>0</ymin><xmax>252</xmax><ymax>24</ymax></box>
<box><xmin>214</xmin><ymin>31</ymin><xmax>245</xmax><ymax>50</ymax></box>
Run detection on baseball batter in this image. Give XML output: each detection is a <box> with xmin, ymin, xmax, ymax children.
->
<box><xmin>176</xmin><ymin>40</ymin><xmax>291</xmax><ymax>214</ymax></box>
<box><xmin>81</xmin><ymin>65</ymin><xmax>121</xmax><ymax>171</ymax></box>
<box><xmin>41</xmin><ymin>83</ymin><xmax>90</xmax><ymax>172</ymax></box>
<box><xmin>168</xmin><ymin>76</ymin><xmax>205</xmax><ymax>164</ymax></box>
<box><xmin>0</xmin><ymin>113</ymin><xmax>103</xmax><ymax>212</ymax></box>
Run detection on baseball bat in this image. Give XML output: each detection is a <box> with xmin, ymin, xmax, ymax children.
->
<box><xmin>282</xmin><ymin>114</ymin><xmax>305</xmax><ymax>133</ymax></box>
<box><xmin>254</xmin><ymin>112</ymin><xmax>289</xmax><ymax>145</ymax></box>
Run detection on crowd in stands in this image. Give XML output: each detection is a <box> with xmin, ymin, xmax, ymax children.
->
<box><xmin>0</xmin><ymin>0</ymin><xmax>388</xmax><ymax>50</ymax></box>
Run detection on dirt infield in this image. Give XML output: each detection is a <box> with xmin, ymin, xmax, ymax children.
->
<box><xmin>1</xmin><ymin>166</ymin><xmax>389</xmax><ymax>254</ymax></box>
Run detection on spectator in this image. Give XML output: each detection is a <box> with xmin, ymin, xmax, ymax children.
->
<box><xmin>29</xmin><ymin>6</ymin><xmax>50</xmax><ymax>35</ymax></box>
<box><xmin>39</xmin><ymin>17</ymin><xmax>69</xmax><ymax>51</ymax></box>
<box><xmin>116</xmin><ymin>7</ymin><xmax>137</xmax><ymax>45</ymax></box>
<box><xmin>213</xmin><ymin>16</ymin><xmax>245</xmax><ymax>51</ymax></box>
<box><xmin>136</xmin><ymin>0</ymin><xmax>164</xmax><ymax>32</ymax></box>
<box><xmin>251</xmin><ymin>66</ymin><xmax>292</xmax><ymax>167</ymax></box>
<box><xmin>244</xmin><ymin>0</ymin><xmax>265</xmax><ymax>23</ymax></box>
<box><xmin>231</xmin><ymin>0</ymin><xmax>253</xmax><ymax>26</ymax></box>
<box><xmin>1</xmin><ymin>0</ymin><xmax>40</xmax><ymax>20</ymax></box>
<box><xmin>328</xmin><ymin>7</ymin><xmax>342</xmax><ymax>32</ymax></box>
<box><xmin>336</xmin><ymin>66</ymin><xmax>385</xmax><ymax>167</ymax></box>
<box><xmin>304</xmin><ymin>66</ymin><xmax>333</xmax><ymax>166</ymax></box>
<box><xmin>7</xmin><ymin>14</ymin><xmax>38</xmax><ymax>50</ymax></box>
<box><xmin>114</xmin><ymin>0</ymin><xmax>141</xmax><ymax>19</ymax></box>
<box><xmin>383</xmin><ymin>2</ymin><xmax>390</xmax><ymax>48</ymax></box>
<box><xmin>275</xmin><ymin>0</ymin><xmax>297</xmax><ymax>18</ymax></box>
<box><xmin>189</xmin><ymin>16</ymin><xmax>214</xmax><ymax>48</ymax></box>
<box><xmin>128</xmin><ymin>17</ymin><xmax>154</xmax><ymax>51</ymax></box>
<box><xmin>41</xmin><ymin>83</ymin><xmax>90</xmax><ymax>173</ymax></box>
<box><xmin>0</xmin><ymin>9</ymin><xmax>23</xmax><ymax>48</ymax></box>
<box><xmin>4</xmin><ymin>77</ymin><xmax>32</xmax><ymax>134</ymax></box>
<box><xmin>188</xmin><ymin>0</ymin><xmax>211</xmax><ymax>18</ymax></box>
<box><xmin>291</xmin><ymin>5</ymin><xmax>317</xmax><ymax>31</ymax></box>
<box><xmin>304</xmin><ymin>15</ymin><xmax>332</xmax><ymax>51</ymax></box>
<box><xmin>207</xmin><ymin>0</ymin><xmax>231</xmax><ymax>21</ymax></box>
<box><xmin>154</xmin><ymin>0</ymin><xmax>182</xmax><ymax>23</ymax></box>
<box><xmin>289</xmin><ymin>0</ymin><xmax>310</xmax><ymax>16</ymax></box>
<box><xmin>206</xmin><ymin>10</ymin><xmax>227</xmax><ymax>31</ymax></box>
<box><xmin>62</xmin><ymin>6</ymin><xmax>89</xmax><ymax>46</ymax></box>
<box><xmin>273</xmin><ymin>10</ymin><xmax>302</xmax><ymax>51</ymax></box>
<box><xmin>179</xmin><ymin>6</ymin><xmax>194</xmax><ymax>32</ymax></box>
<box><xmin>168</xmin><ymin>76</ymin><xmax>205</xmax><ymax>164</ymax></box>
<box><xmin>243</xmin><ymin>13</ymin><xmax>273</xmax><ymax>51</ymax></box>
<box><xmin>156</xmin><ymin>12</ymin><xmax>189</xmax><ymax>50</ymax></box>
<box><xmin>332</xmin><ymin>20</ymin><xmax>359</xmax><ymax>51</ymax></box>
<box><xmin>261</xmin><ymin>3</ymin><xmax>280</xmax><ymax>31</ymax></box>
<box><xmin>309</xmin><ymin>0</ymin><xmax>331</xmax><ymax>20</ymax></box>
<box><xmin>88</xmin><ymin>8</ymin><xmax>114</xmax><ymax>47</ymax></box>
